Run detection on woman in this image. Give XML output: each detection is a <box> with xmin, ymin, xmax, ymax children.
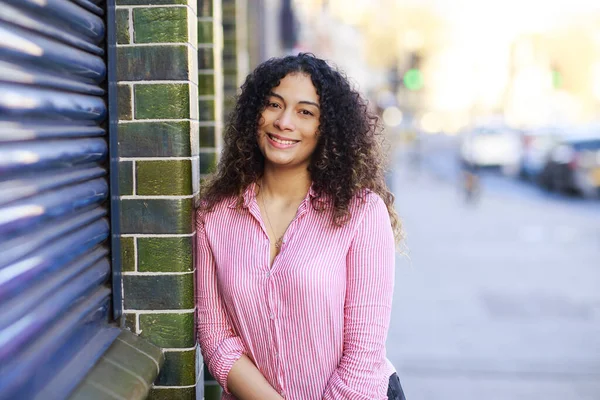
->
<box><xmin>196</xmin><ymin>53</ymin><xmax>405</xmax><ymax>400</ymax></box>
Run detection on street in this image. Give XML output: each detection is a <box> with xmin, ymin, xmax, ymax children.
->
<box><xmin>387</xmin><ymin>136</ymin><xmax>600</xmax><ymax>399</ymax></box>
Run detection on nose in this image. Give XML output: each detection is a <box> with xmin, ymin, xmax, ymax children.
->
<box><xmin>274</xmin><ymin>110</ymin><xmax>295</xmax><ymax>131</ymax></box>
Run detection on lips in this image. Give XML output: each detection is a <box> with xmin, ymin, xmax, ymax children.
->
<box><xmin>267</xmin><ymin>133</ymin><xmax>300</xmax><ymax>147</ymax></box>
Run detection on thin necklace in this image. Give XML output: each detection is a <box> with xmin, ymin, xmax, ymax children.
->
<box><xmin>260</xmin><ymin>184</ymin><xmax>284</xmax><ymax>251</ymax></box>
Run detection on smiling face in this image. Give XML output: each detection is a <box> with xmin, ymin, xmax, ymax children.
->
<box><xmin>257</xmin><ymin>73</ymin><xmax>321</xmax><ymax>171</ymax></box>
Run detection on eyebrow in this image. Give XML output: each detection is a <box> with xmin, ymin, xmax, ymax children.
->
<box><xmin>269</xmin><ymin>92</ymin><xmax>320</xmax><ymax>109</ymax></box>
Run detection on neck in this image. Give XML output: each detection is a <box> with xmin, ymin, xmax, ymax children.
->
<box><xmin>260</xmin><ymin>164</ymin><xmax>311</xmax><ymax>203</ymax></box>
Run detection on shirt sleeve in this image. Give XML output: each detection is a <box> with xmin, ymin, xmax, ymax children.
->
<box><xmin>322</xmin><ymin>194</ymin><xmax>395</xmax><ymax>400</ymax></box>
<box><xmin>195</xmin><ymin>210</ymin><xmax>247</xmax><ymax>394</ymax></box>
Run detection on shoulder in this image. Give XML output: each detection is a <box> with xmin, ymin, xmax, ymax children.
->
<box><xmin>195</xmin><ymin>195</ymin><xmax>238</xmax><ymax>226</ymax></box>
<box><xmin>351</xmin><ymin>189</ymin><xmax>386</xmax><ymax>214</ymax></box>
<box><xmin>352</xmin><ymin>190</ymin><xmax>391</xmax><ymax>229</ymax></box>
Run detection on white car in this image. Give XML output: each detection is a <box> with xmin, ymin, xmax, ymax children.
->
<box><xmin>460</xmin><ymin>125</ymin><xmax>522</xmax><ymax>173</ymax></box>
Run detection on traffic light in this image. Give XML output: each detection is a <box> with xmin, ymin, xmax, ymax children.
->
<box><xmin>551</xmin><ymin>64</ymin><xmax>563</xmax><ymax>89</ymax></box>
<box><xmin>403</xmin><ymin>68</ymin><xmax>423</xmax><ymax>91</ymax></box>
<box><xmin>402</xmin><ymin>52</ymin><xmax>423</xmax><ymax>91</ymax></box>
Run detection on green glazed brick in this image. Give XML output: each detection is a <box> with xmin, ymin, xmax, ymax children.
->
<box><xmin>117</xmin><ymin>84</ymin><xmax>132</xmax><ymax>120</ymax></box>
<box><xmin>117</xmin><ymin>0</ymin><xmax>186</xmax><ymax>4</ymax></box>
<box><xmin>120</xmin><ymin>198</ymin><xmax>193</xmax><ymax>234</ymax></box>
<box><xmin>138</xmin><ymin>236</ymin><xmax>193</xmax><ymax>272</ymax></box>
<box><xmin>198</xmin><ymin>47</ymin><xmax>214</xmax><ymax>69</ymax></box>
<box><xmin>199</xmin><ymin>126</ymin><xmax>215</xmax><ymax>147</ymax></box>
<box><xmin>148</xmin><ymin>387</ymin><xmax>195</xmax><ymax>400</ymax></box>
<box><xmin>118</xmin><ymin>121</ymin><xmax>192</xmax><ymax>158</ymax></box>
<box><xmin>139</xmin><ymin>312</ymin><xmax>195</xmax><ymax>348</ymax></box>
<box><xmin>121</xmin><ymin>236</ymin><xmax>135</xmax><ymax>272</ymax></box>
<box><xmin>136</xmin><ymin>160</ymin><xmax>193</xmax><ymax>196</ymax></box>
<box><xmin>123</xmin><ymin>274</ymin><xmax>194</xmax><ymax>310</ymax></box>
<box><xmin>116</xmin><ymin>9</ymin><xmax>130</xmax><ymax>44</ymax></box>
<box><xmin>197</xmin><ymin>20</ymin><xmax>213</xmax><ymax>44</ymax></box>
<box><xmin>199</xmin><ymin>152</ymin><xmax>217</xmax><ymax>174</ymax></box>
<box><xmin>198</xmin><ymin>73</ymin><xmax>214</xmax><ymax>95</ymax></box>
<box><xmin>124</xmin><ymin>312</ymin><xmax>137</xmax><ymax>331</ymax></box>
<box><xmin>223</xmin><ymin>46</ymin><xmax>236</xmax><ymax>59</ymax></box>
<box><xmin>134</xmin><ymin>84</ymin><xmax>190</xmax><ymax>119</ymax></box>
<box><xmin>203</xmin><ymin>364</ymin><xmax>216</xmax><ymax>381</ymax></box>
<box><xmin>223</xmin><ymin>75</ymin><xmax>238</xmax><ymax>92</ymax></box>
<box><xmin>154</xmin><ymin>350</ymin><xmax>196</xmax><ymax>386</ymax></box>
<box><xmin>117</xmin><ymin>46</ymin><xmax>189</xmax><ymax>81</ymax></box>
<box><xmin>134</xmin><ymin>7</ymin><xmax>188</xmax><ymax>44</ymax></box>
<box><xmin>197</xmin><ymin>0</ymin><xmax>212</xmax><ymax>17</ymax></box>
<box><xmin>222</xmin><ymin>27</ymin><xmax>236</xmax><ymax>41</ymax></box>
<box><xmin>118</xmin><ymin>161</ymin><xmax>133</xmax><ymax>196</ymax></box>
<box><xmin>198</xmin><ymin>99</ymin><xmax>215</xmax><ymax>121</ymax></box>
<box><xmin>204</xmin><ymin>385</ymin><xmax>222</xmax><ymax>400</ymax></box>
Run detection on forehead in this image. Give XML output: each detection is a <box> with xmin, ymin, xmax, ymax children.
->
<box><xmin>271</xmin><ymin>73</ymin><xmax>318</xmax><ymax>101</ymax></box>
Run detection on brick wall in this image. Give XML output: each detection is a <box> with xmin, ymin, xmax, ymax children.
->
<box><xmin>222</xmin><ymin>0</ymin><xmax>238</xmax><ymax>119</ymax></box>
<box><xmin>115</xmin><ymin>0</ymin><xmax>201</xmax><ymax>398</ymax></box>
<box><xmin>198</xmin><ymin>0</ymin><xmax>223</xmax><ymax>180</ymax></box>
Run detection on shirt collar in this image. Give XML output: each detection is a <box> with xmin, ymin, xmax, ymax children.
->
<box><xmin>227</xmin><ymin>181</ymin><xmax>317</xmax><ymax>209</ymax></box>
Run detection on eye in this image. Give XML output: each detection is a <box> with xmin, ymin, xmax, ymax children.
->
<box><xmin>268</xmin><ymin>102</ymin><xmax>281</xmax><ymax>109</ymax></box>
<box><xmin>299</xmin><ymin>109</ymin><xmax>314</xmax><ymax>116</ymax></box>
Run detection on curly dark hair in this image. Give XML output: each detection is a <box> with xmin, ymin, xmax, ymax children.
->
<box><xmin>198</xmin><ymin>53</ymin><xmax>402</xmax><ymax>243</ymax></box>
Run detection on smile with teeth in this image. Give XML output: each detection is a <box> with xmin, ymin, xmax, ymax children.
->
<box><xmin>268</xmin><ymin>134</ymin><xmax>298</xmax><ymax>145</ymax></box>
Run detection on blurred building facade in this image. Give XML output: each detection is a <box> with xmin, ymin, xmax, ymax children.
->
<box><xmin>295</xmin><ymin>0</ymin><xmax>600</xmax><ymax>133</ymax></box>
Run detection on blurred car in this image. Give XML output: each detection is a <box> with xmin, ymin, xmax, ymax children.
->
<box><xmin>518</xmin><ymin>126</ymin><xmax>563</xmax><ymax>180</ymax></box>
<box><xmin>459</xmin><ymin>125</ymin><xmax>522</xmax><ymax>173</ymax></box>
<box><xmin>538</xmin><ymin>134</ymin><xmax>600</xmax><ymax>198</ymax></box>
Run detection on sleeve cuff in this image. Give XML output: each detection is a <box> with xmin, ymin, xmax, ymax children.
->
<box><xmin>322</xmin><ymin>370</ymin><xmax>371</xmax><ymax>400</ymax></box>
<box><xmin>206</xmin><ymin>337</ymin><xmax>246</xmax><ymax>394</ymax></box>
<box><xmin>322</xmin><ymin>369</ymin><xmax>388</xmax><ymax>400</ymax></box>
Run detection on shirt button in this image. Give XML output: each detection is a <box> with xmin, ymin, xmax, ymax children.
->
<box><xmin>270</xmin><ymin>314</ymin><xmax>275</xmax><ymax>319</ymax></box>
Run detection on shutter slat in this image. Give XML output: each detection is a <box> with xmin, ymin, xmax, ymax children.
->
<box><xmin>0</xmin><ymin>253</ymin><xmax>109</xmax><ymax>330</ymax></box>
<box><xmin>0</xmin><ymin>139</ymin><xmax>107</xmax><ymax>173</ymax></box>
<box><xmin>0</xmin><ymin>61</ymin><xmax>105</xmax><ymax>95</ymax></box>
<box><xmin>0</xmin><ymin>288</ymin><xmax>112</xmax><ymax>400</ymax></box>
<box><xmin>0</xmin><ymin>258</ymin><xmax>110</xmax><ymax>363</ymax></box>
<box><xmin>0</xmin><ymin>139</ymin><xmax>106</xmax><ymax>173</ymax></box>
<box><xmin>0</xmin><ymin>84</ymin><xmax>106</xmax><ymax>121</ymax></box>
<box><xmin>0</xmin><ymin>122</ymin><xmax>104</xmax><ymax>142</ymax></box>
<box><xmin>0</xmin><ymin>24</ymin><xmax>106</xmax><ymax>83</ymax></box>
<box><xmin>0</xmin><ymin>166</ymin><xmax>106</xmax><ymax>206</ymax></box>
<box><xmin>32</xmin><ymin>326</ymin><xmax>120</xmax><ymax>400</ymax></box>
<box><xmin>0</xmin><ymin>209</ymin><xmax>106</xmax><ymax>270</ymax></box>
<box><xmin>69</xmin><ymin>0</ymin><xmax>104</xmax><ymax>17</ymax></box>
<box><xmin>3</xmin><ymin>0</ymin><xmax>104</xmax><ymax>44</ymax></box>
<box><xmin>0</xmin><ymin>179</ymin><xmax>108</xmax><ymax>235</ymax></box>
<box><xmin>0</xmin><ymin>218</ymin><xmax>109</xmax><ymax>300</ymax></box>
<box><xmin>0</xmin><ymin>3</ymin><xmax>103</xmax><ymax>55</ymax></box>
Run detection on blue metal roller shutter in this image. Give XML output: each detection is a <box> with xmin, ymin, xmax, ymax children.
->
<box><xmin>0</xmin><ymin>0</ymin><xmax>120</xmax><ymax>399</ymax></box>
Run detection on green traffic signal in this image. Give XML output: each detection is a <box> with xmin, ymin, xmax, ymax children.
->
<box><xmin>403</xmin><ymin>68</ymin><xmax>424</xmax><ymax>91</ymax></box>
<box><xmin>552</xmin><ymin>70</ymin><xmax>563</xmax><ymax>89</ymax></box>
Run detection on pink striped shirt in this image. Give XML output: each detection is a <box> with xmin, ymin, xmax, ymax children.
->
<box><xmin>195</xmin><ymin>183</ymin><xmax>396</xmax><ymax>400</ymax></box>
